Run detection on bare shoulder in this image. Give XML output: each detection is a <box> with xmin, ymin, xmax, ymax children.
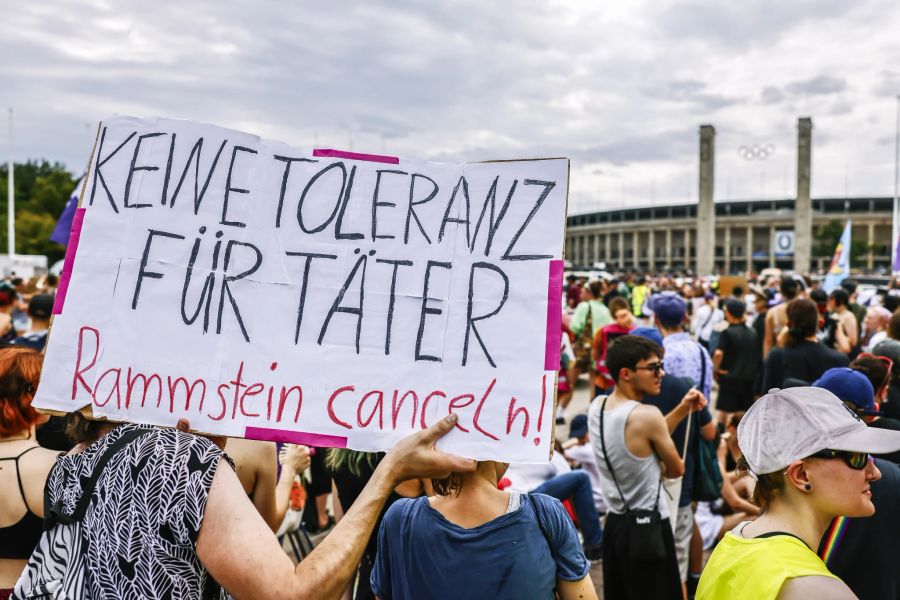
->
<box><xmin>226</xmin><ymin>438</ymin><xmax>276</xmax><ymax>465</ymax></box>
<box><xmin>777</xmin><ymin>576</ymin><xmax>857</xmax><ymax>600</ymax></box>
<box><xmin>629</xmin><ymin>403</ymin><xmax>665</xmax><ymax>429</ymax></box>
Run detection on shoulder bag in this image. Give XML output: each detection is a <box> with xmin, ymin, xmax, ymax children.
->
<box><xmin>597</xmin><ymin>397</ymin><xmax>666</xmax><ymax>561</ymax></box>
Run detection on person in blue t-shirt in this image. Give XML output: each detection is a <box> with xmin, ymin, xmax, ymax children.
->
<box><xmin>370</xmin><ymin>461</ymin><xmax>597</xmax><ymax>600</ymax></box>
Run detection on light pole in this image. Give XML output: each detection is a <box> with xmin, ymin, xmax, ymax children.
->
<box><xmin>7</xmin><ymin>108</ymin><xmax>13</xmax><ymax>259</ymax></box>
<box><xmin>892</xmin><ymin>96</ymin><xmax>899</xmax><ymax>273</ymax></box>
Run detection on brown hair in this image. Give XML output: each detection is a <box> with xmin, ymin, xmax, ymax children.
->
<box><xmin>64</xmin><ymin>411</ymin><xmax>110</xmax><ymax>445</ymax></box>
<box><xmin>786</xmin><ymin>298</ymin><xmax>819</xmax><ymax>346</ymax></box>
<box><xmin>0</xmin><ymin>347</ymin><xmax>43</xmax><ymax>436</ymax></box>
<box><xmin>588</xmin><ymin>280</ymin><xmax>604</xmax><ymax>299</ymax></box>
<box><xmin>609</xmin><ymin>296</ymin><xmax>630</xmax><ymax>316</ymax></box>
<box><xmin>889</xmin><ymin>310</ymin><xmax>900</xmax><ymax>341</ymax></box>
<box><xmin>736</xmin><ymin>455</ymin><xmax>784</xmax><ymax>509</ymax></box>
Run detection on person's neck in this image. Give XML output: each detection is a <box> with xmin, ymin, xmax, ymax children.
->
<box><xmin>28</xmin><ymin>318</ymin><xmax>50</xmax><ymax>333</ymax></box>
<box><xmin>747</xmin><ymin>496</ymin><xmax>832</xmax><ymax>550</ymax></box>
<box><xmin>609</xmin><ymin>384</ymin><xmax>644</xmax><ymax>403</ymax></box>
<box><xmin>0</xmin><ymin>427</ymin><xmax>34</xmax><ymax>443</ymax></box>
<box><xmin>660</xmin><ymin>327</ymin><xmax>681</xmax><ymax>338</ymax></box>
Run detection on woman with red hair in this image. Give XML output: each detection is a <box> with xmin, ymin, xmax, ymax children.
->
<box><xmin>0</xmin><ymin>347</ymin><xmax>56</xmax><ymax>598</ymax></box>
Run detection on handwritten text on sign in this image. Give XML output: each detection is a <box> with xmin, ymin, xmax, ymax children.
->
<box><xmin>35</xmin><ymin>116</ymin><xmax>567</xmax><ymax>461</ymax></box>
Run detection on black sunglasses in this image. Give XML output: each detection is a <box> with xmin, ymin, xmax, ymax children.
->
<box><xmin>808</xmin><ymin>449</ymin><xmax>870</xmax><ymax>470</ymax></box>
<box><xmin>633</xmin><ymin>361</ymin><xmax>665</xmax><ymax>375</ymax></box>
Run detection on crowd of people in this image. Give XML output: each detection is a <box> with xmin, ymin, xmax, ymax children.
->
<box><xmin>3</xmin><ymin>268</ymin><xmax>900</xmax><ymax>599</ymax></box>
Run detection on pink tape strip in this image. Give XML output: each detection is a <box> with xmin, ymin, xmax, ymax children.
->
<box><xmin>313</xmin><ymin>148</ymin><xmax>399</xmax><ymax>165</ymax></box>
<box><xmin>52</xmin><ymin>207</ymin><xmax>87</xmax><ymax>315</ymax></box>
<box><xmin>544</xmin><ymin>260</ymin><xmax>564</xmax><ymax>370</ymax></box>
<box><xmin>244</xmin><ymin>426</ymin><xmax>348</xmax><ymax>448</ymax></box>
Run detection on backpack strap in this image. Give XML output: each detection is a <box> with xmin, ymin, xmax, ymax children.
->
<box><xmin>45</xmin><ymin>427</ymin><xmax>153</xmax><ymax>527</ymax></box>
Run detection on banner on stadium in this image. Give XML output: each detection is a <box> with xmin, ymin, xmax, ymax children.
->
<box><xmin>34</xmin><ymin>116</ymin><xmax>568</xmax><ymax>462</ymax></box>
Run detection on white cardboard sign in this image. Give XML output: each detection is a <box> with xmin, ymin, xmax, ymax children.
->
<box><xmin>35</xmin><ymin>116</ymin><xmax>567</xmax><ymax>462</ymax></box>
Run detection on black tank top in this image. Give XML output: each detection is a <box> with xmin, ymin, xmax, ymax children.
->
<box><xmin>0</xmin><ymin>446</ymin><xmax>44</xmax><ymax>559</ymax></box>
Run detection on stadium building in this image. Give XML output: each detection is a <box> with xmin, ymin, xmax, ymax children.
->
<box><xmin>565</xmin><ymin>196</ymin><xmax>894</xmax><ymax>274</ymax></box>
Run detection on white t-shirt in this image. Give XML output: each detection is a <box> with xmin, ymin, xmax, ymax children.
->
<box><xmin>504</xmin><ymin>451</ymin><xmax>571</xmax><ymax>493</ymax></box>
<box><xmin>565</xmin><ymin>443</ymin><xmax>608</xmax><ymax>512</ymax></box>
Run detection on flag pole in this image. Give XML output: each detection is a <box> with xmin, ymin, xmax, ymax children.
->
<box><xmin>7</xmin><ymin>107</ymin><xmax>13</xmax><ymax>259</ymax></box>
<box><xmin>893</xmin><ymin>95</ymin><xmax>900</xmax><ymax>273</ymax></box>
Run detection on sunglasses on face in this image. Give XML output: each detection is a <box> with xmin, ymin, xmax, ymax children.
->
<box><xmin>808</xmin><ymin>449</ymin><xmax>870</xmax><ymax>470</ymax></box>
<box><xmin>633</xmin><ymin>361</ymin><xmax>665</xmax><ymax>376</ymax></box>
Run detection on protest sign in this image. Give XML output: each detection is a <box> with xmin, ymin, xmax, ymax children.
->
<box><xmin>35</xmin><ymin>116</ymin><xmax>568</xmax><ymax>462</ymax></box>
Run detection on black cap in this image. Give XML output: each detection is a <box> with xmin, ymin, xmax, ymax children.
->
<box><xmin>28</xmin><ymin>294</ymin><xmax>54</xmax><ymax>319</ymax></box>
<box><xmin>724</xmin><ymin>298</ymin><xmax>746</xmax><ymax>319</ymax></box>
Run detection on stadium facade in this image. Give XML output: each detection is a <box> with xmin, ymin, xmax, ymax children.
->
<box><xmin>564</xmin><ymin>196</ymin><xmax>894</xmax><ymax>274</ymax></box>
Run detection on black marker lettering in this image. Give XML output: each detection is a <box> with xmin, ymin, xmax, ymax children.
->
<box><xmin>438</xmin><ymin>175</ymin><xmax>471</xmax><ymax>246</ymax></box>
<box><xmin>272</xmin><ymin>155</ymin><xmax>317</xmax><ymax>228</ymax></box>
<box><xmin>501</xmin><ymin>179</ymin><xmax>556</xmax><ymax>261</ymax></box>
<box><xmin>318</xmin><ymin>251</ymin><xmax>369</xmax><ymax>353</ymax></box>
<box><xmin>89</xmin><ymin>127</ymin><xmax>136</xmax><ymax>213</ymax></box>
<box><xmin>462</xmin><ymin>262</ymin><xmax>510</xmax><ymax>367</ymax></box>
<box><xmin>376</xmin><ymin>258</ymin><xmax>413</xmax><ymax>355</ymax></box>
<box><xmin>404</xmin><ymin>173</ymin><xmax>438</xmax><ymax>244</ymax></box>
<box><xmin>216</xmin><ymin>240</ymin><xmax>263</xmax><ymax>342</ymax></box>
<box><xmin>123</xmin><ymin>132</ymin><xmax>164</xmax><ymax>208</ymax></box>
<box><xmin>371</xmin><ymin>169</ymin><xmax>407</xmax><ymax>241</ymax></box>
<box><xmin>132</xmin><ymin>229</ymin><xmax>186</xmax><ymax>309</ymax></box>
<box><xmin>285</xmin><ymin>251</ymin><xmax>338</xmax><ymax>343</ymax></box>
<box><xmin>415</xmin><ymin>261</ymin><xmax>451</xmax><ymax>362</ymax></box>
<box><xmin>470</xmin><ymin>176</ymin><xmax>515</xmax><ymax>255</ymax></box>
<box><xmin>222</xmin><ymin>145</ymin><xmax>257</xmax><ymax>228</ymax></box>
<box><xmin>298</xmin><ymin>162</ymin><xmax>346</xmax><ymax>234</ymax></box>
<box><xmin>160</xmin><ymin>136</ymin><xmax>228</xmax><ymax>213</ymax></box>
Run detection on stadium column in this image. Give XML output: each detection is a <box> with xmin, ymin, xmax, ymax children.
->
<box><xmin>724</xmin><ymin>226</ymin><xmax>731</xmax><ymax>274</ymax></box>
<box><xmin>697</xmin><ymin>124</ymin><xmax>716</xmax><ymax>276</ymax></box>
<box><xmin>633</xmin><ymin>230</ymin><xmax>640</xmax><ymax>271</ymax></box>
<box><xmin>868</xmin><ymin>222</ymin><xmax>875</xmax><ymax>270</ymax></box>
<box><xmin>648</xmin><ymin>230</ymin><xmax>656</xmax><ymax>271</ymax></box>
<box><xmin>794</xmin><ymin>117</ymin><xmax>813</xmax><ymax>273</ymax></box>
<box><xmin>769</xmin><ymin>224</ymin><xmax>776</xmax><ymax>267</ymax></box>
<box><xmin>746</xmin><ymin>226</ymin><xmax>754</xmax><ymax>274</ymax></box>
<box><xmin>665</xmin><ymin>228</ymin><xmax>672</xmax><ymax>269</ymax></box>
<box><xmin>605</xmin><ymin>233</ymin><xmax>611</xmax><ymax>264</ymax></box>
<box><xmin>618</xmin><ymin>231</ymin><xmax>625</xmax><ymax>269</ymax></box>
<box><xmin>685</xmin><ymin>227</ymin><xmax>692</xmax><ymax>270</ymax></box>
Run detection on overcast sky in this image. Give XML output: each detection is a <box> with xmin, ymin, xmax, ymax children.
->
<box><xmin>3</xmin><ymin>0</ymin><xmax>899</xmax><ymax>214</ymax></box>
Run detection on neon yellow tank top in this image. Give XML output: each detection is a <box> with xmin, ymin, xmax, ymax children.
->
<box><xmin>697</xmin><ymin>531</ymin><xmax>839</xmax><ymax>600</ymax></box>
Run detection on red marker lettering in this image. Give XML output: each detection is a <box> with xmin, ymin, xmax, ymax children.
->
<box><xmin>328</xmin><ymin>386</ymin><xmax>355</xmax><ymax>429</ymax></box>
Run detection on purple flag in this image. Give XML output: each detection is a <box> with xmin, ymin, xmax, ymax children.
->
<box><xmin>50</xmin><ymin>179</ymin><xmax>82</xmax><ymax>246</ymax></box>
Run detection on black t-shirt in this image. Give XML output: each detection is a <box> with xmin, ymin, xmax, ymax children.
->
<box><xmin>716</xmin><ymin>324</ymin><xmax>759</xmax><ymax>382</ymax></box>
<box><xmin>884</xmin><ymin>383</ymin><xmax>900</xmax><ymax>421</ymax></box>
<box><xmin>762</xmin><ymin>341</ymin><xmax>849</xmax><ymax>391</ymax></box>
<box><xmin>868</xmin><ymin>417</ymin><xmax>900</xmax><ymax>464</ymax></box>
<box><xmin>820</xmin><ymin>458</ymin><xmax>900</xmax><ymax>600</ymax></box>
<box><xmin>752</xmin><ymin>312</ymin><xmax>766</xmax><ymax>359</ymax></box>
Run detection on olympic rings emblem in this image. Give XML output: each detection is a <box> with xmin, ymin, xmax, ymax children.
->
<box><xmin>737</xmin><ymin>143</ymin><xmax>775</xmax><ymax>160</ymax></box>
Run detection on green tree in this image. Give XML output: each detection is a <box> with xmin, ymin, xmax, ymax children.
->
<box><xmin>812</xmin><ymin>220</ymin><xmax>870</xmax><ymax>266</ymax></box>
<box><xmin>0</xmin><ymin>160</ymin><xmax>77</xmax><ymax>265</ymax></box>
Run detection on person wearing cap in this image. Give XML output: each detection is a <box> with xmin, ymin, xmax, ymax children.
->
<box><xmin>696</xmin><ymin>387</ymin><xmax>900</xmax><ymax>599</ymax></box>
<box><xmin>764</xmin><ymin>277</ymin><xmax>802</xmax><ymax>356</ymax></box>
<box><xmin>812</xmin><ymin>366</ymin><xmax>900</xmax><ymax>599</ymax></box>
<box><xmin>562</xmin><ymin>414</ymin><xmax>607</xmax><ymax>514</ymax></box>
<box><xmin>762</xmin><ymin>299</ymin><xmax>848</xmax><ymax>391</ymax></box>
<box><xmin>651</xmin><ymin>292</ymin><xmax>713</xmax><ymax>400</ymax></box>
<box><xmin>9</xmin><ymin>294</ymin><xmax>54</xmax><ymax>352</ymax></box>
<box><xmin>588</xmin><ymin>335</ymin><xmax>706</xmax><ymax>600</ymax></box>
<box><xmin>631</xmin><ymin>326</ymin><xmax>716</xmax><ymax>596</ymax></box>
<box><xmin>712</xmin><ymin>299</ymin><xmax>759</xmax><ymax>425</ymax></box>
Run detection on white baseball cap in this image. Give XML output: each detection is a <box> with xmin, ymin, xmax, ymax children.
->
<box><xmin>738</xmin><ymin>387</ymin><xmax>900</xmax><ymax>475</ymax></box>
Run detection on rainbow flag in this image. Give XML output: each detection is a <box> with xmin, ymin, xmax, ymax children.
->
<box><xmin>819</xmin><ymin>516</ymin><xmax>848</xmax><ymax>565</ymax></box>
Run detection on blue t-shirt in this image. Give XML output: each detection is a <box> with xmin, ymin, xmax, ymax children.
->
<box><xmin>371</xmin><ymin>493</ymin><xmax>589</xmax><ymax>600</ymax></box>
<box><xmin>643</xmin><ymin>374</ymin><xmax>713</xmax><ymax>507</ymax></box>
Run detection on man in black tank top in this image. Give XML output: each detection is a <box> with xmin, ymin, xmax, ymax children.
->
<box><xmin>589</xmin><ymin>335</ymin><xmax>707</xmax><ymax>600</ymax></box>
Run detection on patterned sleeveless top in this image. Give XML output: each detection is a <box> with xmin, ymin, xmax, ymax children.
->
<box><xmin>43</xmin><ymin>423</ymin><xmax>227</xmax><ymax>599</ymax></box>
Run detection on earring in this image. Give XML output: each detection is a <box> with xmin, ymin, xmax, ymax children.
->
<box><xmin>804</xmin><ymin>484</ymin><xmax>812</xmax><ymax>492</ymax></box>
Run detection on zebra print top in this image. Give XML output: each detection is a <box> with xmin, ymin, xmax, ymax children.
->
<box><xmin>45</xmin><ymin>423</ymin><xmax>227</xmax><ymax>599</ymax></box>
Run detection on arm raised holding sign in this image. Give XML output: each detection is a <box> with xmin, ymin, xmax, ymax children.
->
<box><xmin>195</xmin><ymin>413</ymin><xmax>475</xmax><ymax>600</ymax></box>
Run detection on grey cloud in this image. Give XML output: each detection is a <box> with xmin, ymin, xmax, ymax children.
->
<box><xmin>761</xmin><ymin>86</ymin><xmax>785</xmax><ymax>104</ymax></box>
<box><xmin>785</xmin><ymin>75</ymin><xmax>847</xmax><ymax>96</ymax></box>
<box><xmin>643</xmin><ymin>80</ymin><xmax>739</xmax><ymax>110</ymax></box>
